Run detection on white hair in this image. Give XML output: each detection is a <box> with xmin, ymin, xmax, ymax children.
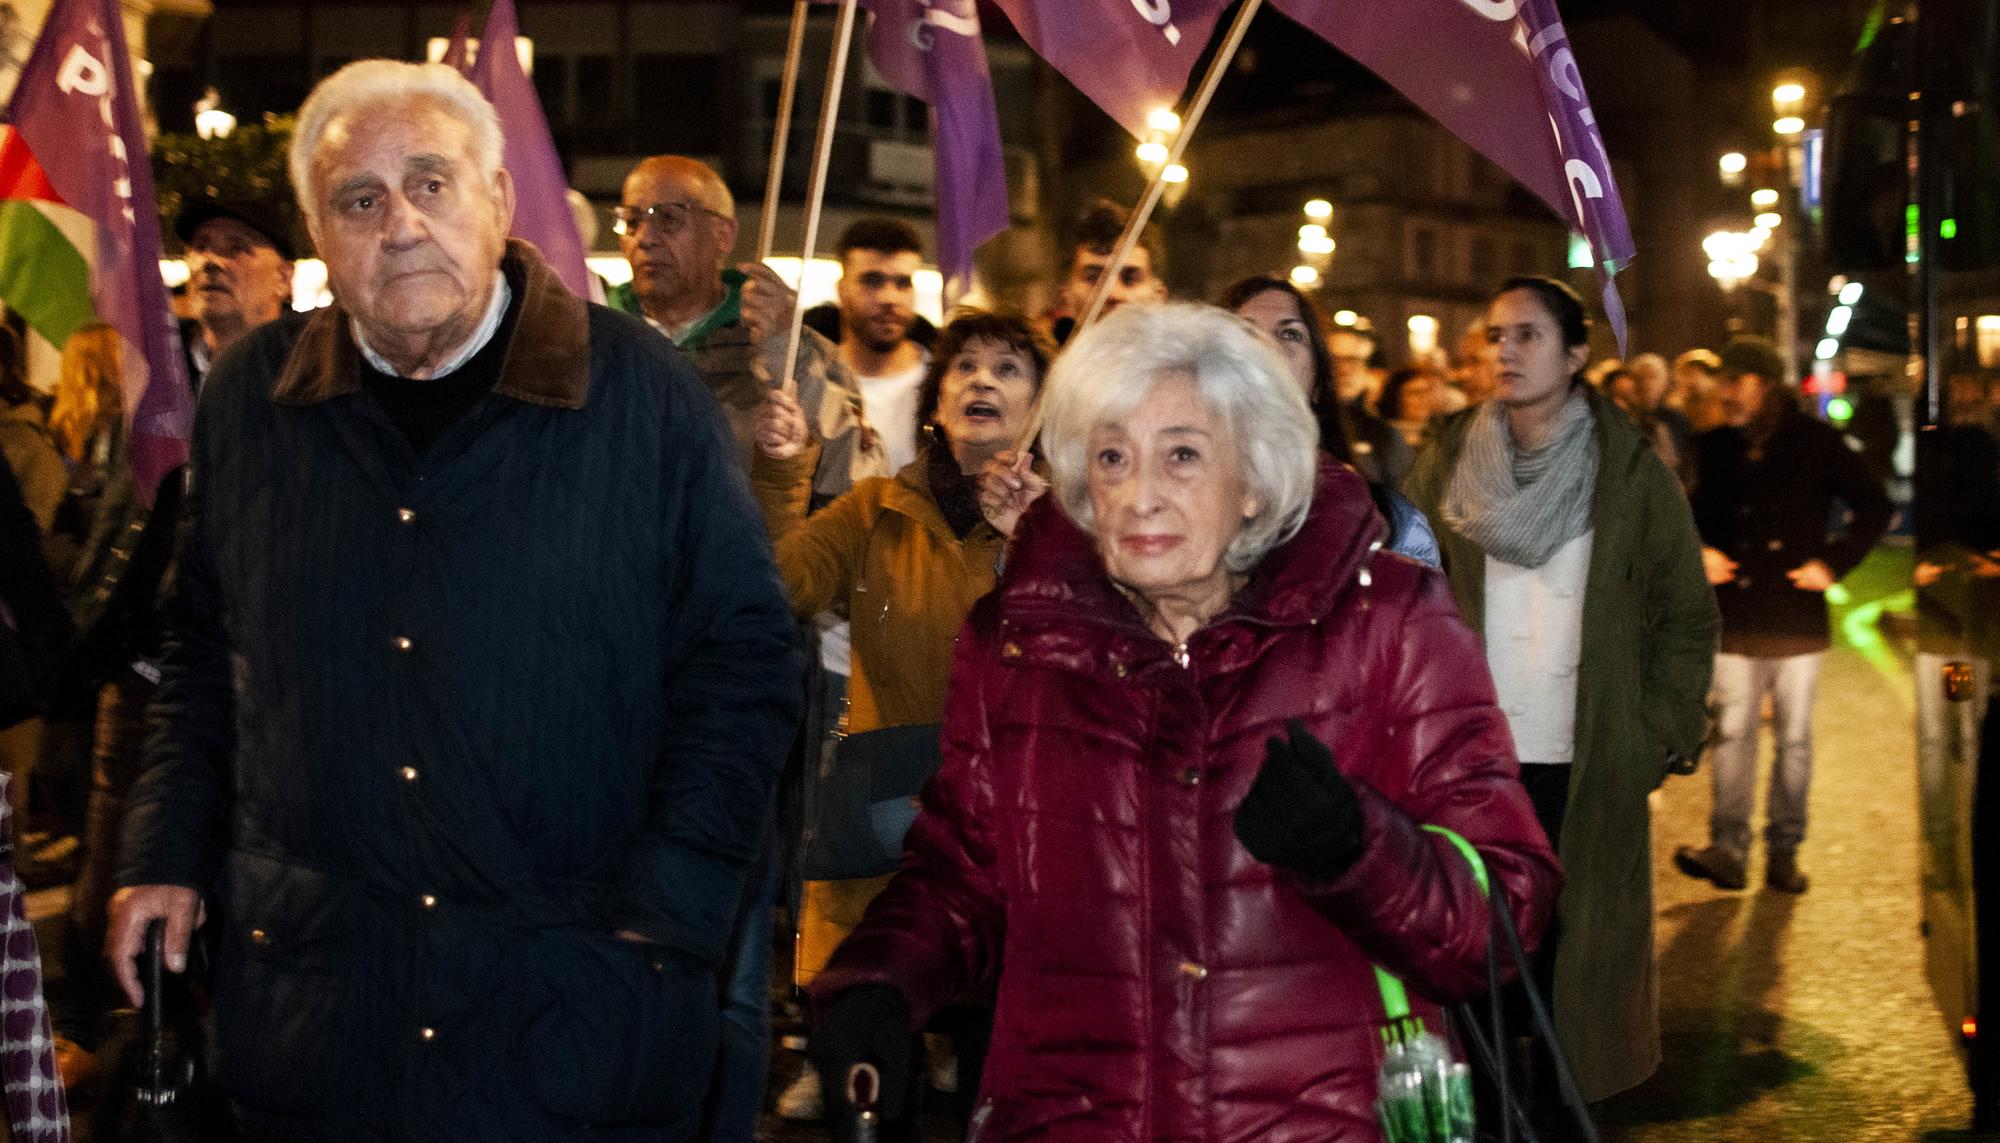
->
<box><xmin>289</xmin><ymin>60</ymin><xmax>505</xmax><ymax>220</ymax></box>
<box><xmin>1039</xmin><ymin>303</ymin><xmax>1320</xmax><ymax>574</ymax></box>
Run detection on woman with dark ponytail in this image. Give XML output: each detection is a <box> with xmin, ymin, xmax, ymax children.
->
<box><xmin>1402</xmin><ymin>275</ymin><xmax>1718</xmax><ymax>1110</ymax></box>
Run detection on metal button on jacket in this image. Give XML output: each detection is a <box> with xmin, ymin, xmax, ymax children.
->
<box><xmin>1177</xmin><ymin>767</ymin><xmax>1200</xmax><ymax>786</ymax></box>
<box><xmin>1178</xmin><ymin>961</ymin><xmax>1209</xmax><ymax>981</ymax></box>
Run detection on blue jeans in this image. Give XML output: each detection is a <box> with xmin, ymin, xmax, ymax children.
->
<box><xmin>1708</xmin><ymin>651</ymin><xmax>1823</xmax><ymax>861</ymax></box>
<box><xmin>702</xmin><ymin>826</ymin><xmax>779</xmax><ymax>1143</ymax></box>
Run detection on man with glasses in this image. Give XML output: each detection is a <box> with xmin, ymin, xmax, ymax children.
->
<box><xmin>612</xmin><ymin>155</ymin><xmax>883</xmax><ymax>504</ymax></box>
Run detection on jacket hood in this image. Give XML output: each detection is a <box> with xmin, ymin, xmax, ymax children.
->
<box><xmin>997</xmin><ymin>455</ymin><xmax>1385</xmax><ymax>634</ymax></box>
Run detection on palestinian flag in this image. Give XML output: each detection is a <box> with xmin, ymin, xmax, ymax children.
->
<box><xmin>3</xmin><ymin>0</ymin><xmax>190</xmax><ymax>500</ymax></box>
<box><xmin>0</xmin><ymin>125</ymin><xmax>98</xmax><ymax>347</ymax></box>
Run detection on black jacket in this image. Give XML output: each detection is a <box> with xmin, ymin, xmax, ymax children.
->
<box><xmin>0</xmin><ymin>460</ymin><xmax>71</xmax><ymax>728</ymax></box>
<box><xmin>1691</xmin><ymin>399</ymin><xmax>1892</xmax><ymax>656</ymax></box>
<box><xmin>117</xmin><ymin>243</ymin><xmax>803</xmax><ymax>1139</ymax></box>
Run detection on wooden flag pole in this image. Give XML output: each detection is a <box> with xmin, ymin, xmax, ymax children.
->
<box><xmin>756</xmin><ymin>0</ymin><xmax>811</xmax><ymax>261</ymax></box>
<box><xmin>1014</xmin><ymin>0</ymin><xmax>1265</xmax><ymax>451</ymax></box>
<box><xmin>777</xmin><ymin>0</ymin><xmax>861</xmax><ymax>394</ymax></box>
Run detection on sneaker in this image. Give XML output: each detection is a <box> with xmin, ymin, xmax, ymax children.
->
<box><xmin>1673</xmin><ymin>844</ymin><xmax>1747</xmax><ymax>891</ymax></box>
<box><xmin>775</xmin><ymin>1066</ymin><xmax>823</xmax><ymax>1121</ymax></box>
<box><xmin>1765</xmin><ymin>850</ymin><xmax>1809</xmax><ymax>894</ymax></box>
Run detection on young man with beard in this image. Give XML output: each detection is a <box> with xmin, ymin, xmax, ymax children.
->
<box><xmin>830</xmin><ymin>219</ymin><xmax>930</xmax><ymax>472</ymax></box>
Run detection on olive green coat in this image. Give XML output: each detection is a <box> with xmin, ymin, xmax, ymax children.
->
<box><xmin>1403</xmin><ymin>389</ymin><xmax>1718</xmax><ymax>1102</ymax></box>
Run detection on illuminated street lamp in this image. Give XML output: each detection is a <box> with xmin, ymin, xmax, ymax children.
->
<box><xmin>193</xmin><ymin>87</ymin><xmax>235</xmax><ymax>140</ymax></box>
<box><xmin>1303</xmin><ymin>199</ymin><xmax>1333</xmax><ymax>222</ymax></box>
<box><xmin>1718</xmin><ymin>151</ymin><xmax>1748</xmax><ymax>187</ymax></box>
<box><xmin>1750</xmin><ymin>188</ymin><xmax>1780</xmax><ymax>208</ymax></box>
<box><xmin>1289</xmin><ymin>264</ymin><xmax>1320</xmax><ymax>287</ymax></box>
<box><xmin>1135</xmin><ymin>106</ymin><xmax>1189</xmax><ymax>202</ymax></box>
<box><xmin>1332</xmin><ymin>309</ymin><xmax>1359</xmax><ymax>327</ymax></box>
<box><xmin>1755</xmin><ymin>211</ymin><xmax>1783</xmax><ymax>230</ymax></box>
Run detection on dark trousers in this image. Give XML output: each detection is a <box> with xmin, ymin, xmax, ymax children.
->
<box><xmin>1470</xmin><ymin>764</ymin><xmax>1576</xmax><ymax>1139</ymax></box>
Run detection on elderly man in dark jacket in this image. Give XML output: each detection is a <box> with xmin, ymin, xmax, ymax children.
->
<box><xmin>1675</xmin><ymin>337</ymin><xmax>1891</xmax><ymax>895</ymax></box>
<box><xmin>107</xmin><ymin>60</ymin><xmax>802</xmax><ymax>1142</ymax></box>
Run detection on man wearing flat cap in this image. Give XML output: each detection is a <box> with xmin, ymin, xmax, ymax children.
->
<box><xmin>1673</xmin><ymin>336</ymin><xmax>1890</xmax><ymax>895</ymax></box>
<box><xmin>174</xmin><ymin>199</ymin><xmax>297</xmax><ymax>386</ymax></box>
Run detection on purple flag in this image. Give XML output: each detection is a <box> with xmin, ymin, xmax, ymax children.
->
<box><xmin>1271</xmin><ymin>0</ymin><xmax>1637</xmax><ymax>348</ymax></box>
<box><xmin>468</xmin><ymin>0</ymin><xmax>597</xmax><ymax>300</ymax></box>
<box><xmin>439</xmin><ymin>12</ymin><xmax>472</xmax><ymax>73</ymax></box>
<box><xmin>988</xmin><ymin>0</ymin><xmax>1233</xmax><ymax>137</ymax></box>
<box><xmin>5</xmin><ymin>0</ymin><xmax>190</xmax><ymax>503</ymax></box>
<box><xmin>850</xmin><ymin>0</ymin><xmax>1010</xmax><ymax>298</ymax></box>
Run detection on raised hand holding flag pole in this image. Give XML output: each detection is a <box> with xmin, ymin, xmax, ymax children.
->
<box><xmin>3</xmin><ymin>0</ymin><xmax>191</xmax><ymax>505</ymax></box>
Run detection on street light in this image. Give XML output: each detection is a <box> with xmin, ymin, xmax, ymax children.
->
<box><xmin>193</xmin><ymin>87</ymin><xmax>235</xmax><ymax>140</ymax></box>
<box><xmin>1718</xmin><ymin>152</ymin><xmax>1748</xmax><ymax>184</ymax></box>
<box><xmin>1755</xmin><ymin>211</ymin><xmax>1783</xmax><ymax>230</ymax></box>
<box><xmin>1773</xmin><ymin>116</ymin><xmax>1806</xmax><ymax>137</ymax></box>
<box><xmin>1750</xmin><ymin>188</ymin><xmax>1780</xmax><ymax>208</ymax></box>
<box><xmin>1303</xmin><ymin>199</ymin><xmax>1333</xmax><ymax>222</ymax></box>
<box><xmin>1332</xmin><ymin>309</ymin><xmax>1359</xmax><ymax>327</ymax></box>
<box><xmin>1135</xmin><ymin>106</ymin><xmax>1189</xmax><ymax>197</ymax></box>
<box><xmin>1289</xmin><ymin>265</ymin><xmax>1320</xmax><ymax>287</ymax></box>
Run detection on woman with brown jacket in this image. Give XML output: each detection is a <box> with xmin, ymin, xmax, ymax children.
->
<box><xmin>752</xmin><ymin>310</ymin><xmax>1052</xmax><ymax>1126</ymax></box>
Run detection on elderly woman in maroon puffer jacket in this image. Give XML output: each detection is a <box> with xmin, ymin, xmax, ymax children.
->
<box><xmin>809</xmin><ymin>303</ymin><xmax>1562</xmax><ymax>1142</ymax></box>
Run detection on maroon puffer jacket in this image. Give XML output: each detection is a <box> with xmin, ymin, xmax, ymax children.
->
<box><xmin>815</xmin><ymin>459</ymin><xmax>1561</xmax><ymax>1142</ymax></box>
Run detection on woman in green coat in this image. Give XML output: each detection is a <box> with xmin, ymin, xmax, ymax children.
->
<box><xmin>1403</xmin><ymin>276</ymin><xmax>1717</xmax><ymax>1106</ymax></box>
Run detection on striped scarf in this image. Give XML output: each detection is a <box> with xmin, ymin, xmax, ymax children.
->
<box><xmin>1442</xmin><ymin>391</ymin><xmax>1599</xmax><ymax>569</ymax></box>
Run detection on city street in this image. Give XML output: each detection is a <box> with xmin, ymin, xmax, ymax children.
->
<box><xmin>1600</xmin><ymin>544</ymin><xmax>1979</xmax><ymax>1141</ymax></box>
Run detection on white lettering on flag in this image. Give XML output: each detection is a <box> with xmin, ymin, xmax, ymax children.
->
<box><xmin>1130</xmin><ymin>0</ymin><xmax>1182</xmax><ymax>46</ymax></box>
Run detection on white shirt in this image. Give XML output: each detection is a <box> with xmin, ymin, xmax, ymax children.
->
<box><xmin>853</xmin><ymin>353</ymin><xmax>930</xmax><ymax>473</ymax></box>
<box><xmin>354</xmin><ymin>272</ymin><xmax>511</xmax><ymax>379</ymax></box>
<box><xmin>1483</xmin><ymin>530</ymin><xmax>1593</xmax><ymax>765</ymax></box>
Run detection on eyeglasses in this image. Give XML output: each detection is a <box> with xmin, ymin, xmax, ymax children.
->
<box><xmin>612</xmin><ymin>200</ymin><xmax>728</xmax><ymax>237</ymax></box>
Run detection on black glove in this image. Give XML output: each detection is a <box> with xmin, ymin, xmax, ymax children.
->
<box><xmin>1233</xmin><ymin>719</ymin><xmax>1366</xmax><ymax>881</ymax></box>
<box><xmin>809</xmin><ymin>984</ymin><xmax>918</xmax><ymax>1134</ymax></box>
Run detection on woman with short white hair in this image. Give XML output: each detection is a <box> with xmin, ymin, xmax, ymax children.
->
<box><xmin>807</xmin><ymin>303</ymin><xmax>1561</xmax><ymax>1142</ymax></box>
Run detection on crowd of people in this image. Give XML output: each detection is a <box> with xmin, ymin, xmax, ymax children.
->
<box><xmin>0</xmin><ymin>58</ymin><xmax>1900</xmax><ymax>1143</ymax></box>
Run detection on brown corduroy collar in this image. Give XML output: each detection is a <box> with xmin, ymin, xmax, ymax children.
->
<box><xmin>272</xmin><ymin>239</ymin><xmax>590</xmax><ymax>411</ymax></box>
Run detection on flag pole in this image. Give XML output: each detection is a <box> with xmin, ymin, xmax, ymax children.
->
<box><xmin>776</xmin><ymin>0</ymin><xmax>860</xmax><ymax>394</ymax></box>
<box><xmin>1015</xmin><ymin>0</ymin><xmax>1266</xmax><ymax>450</ymax></box>
<box><xmin>756</xmin><ymin>0</ymin><xmax>810</xmax><ymax>261</ymax></box>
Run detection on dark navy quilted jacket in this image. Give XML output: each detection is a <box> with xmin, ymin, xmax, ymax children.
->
<box><xmin>116</xmin><ymin>243</ymin><xmax>803</xmax><ymax>1139</ymax></box>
